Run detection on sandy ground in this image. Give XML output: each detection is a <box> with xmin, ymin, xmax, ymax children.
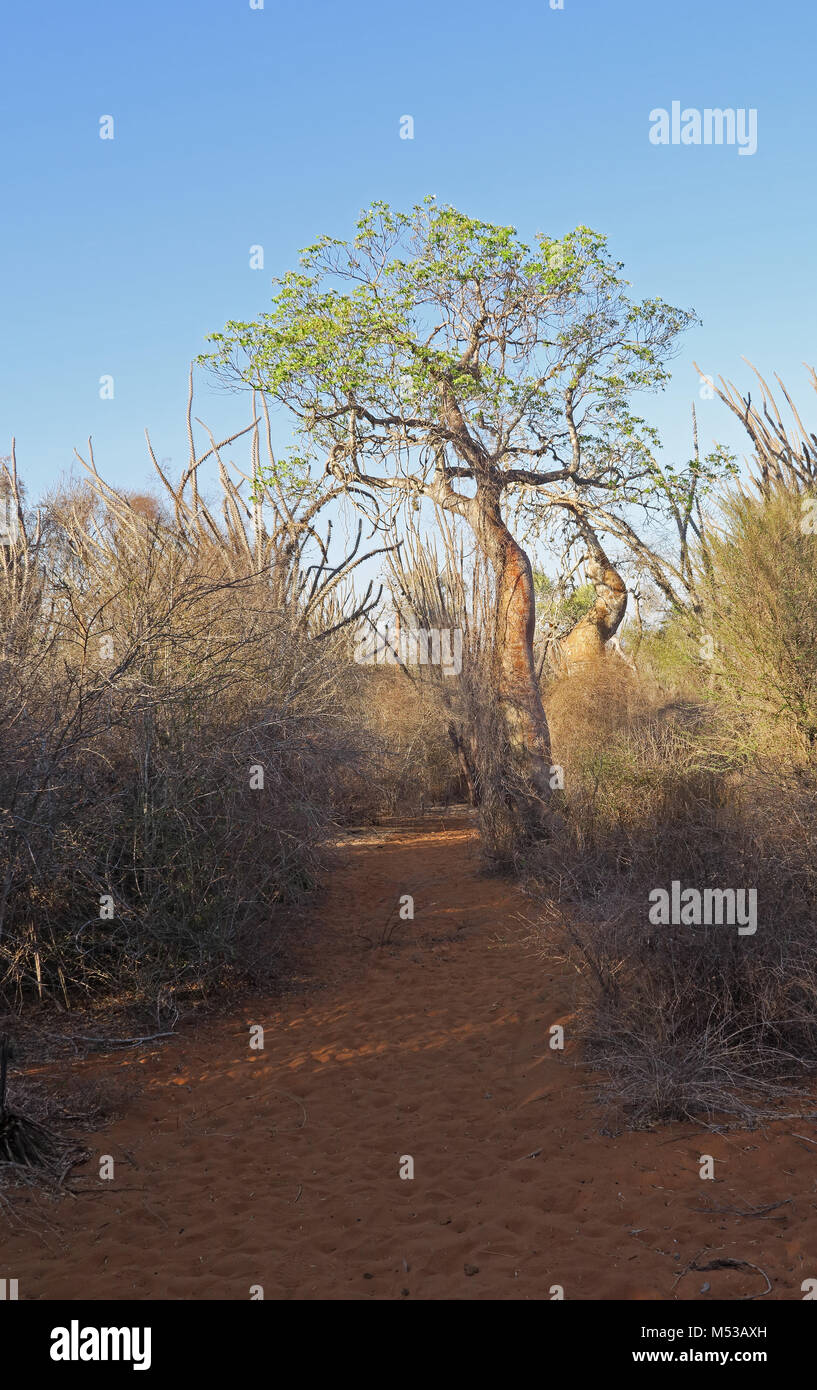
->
<box><xmin>2</xmin><ymin>816</ymin><xmax>816</xmax><ymax>1301</ymax></box>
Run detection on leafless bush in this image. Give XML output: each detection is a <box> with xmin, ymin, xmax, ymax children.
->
<box><xmin>0</xmin><ymin>382</ymin><xmax>383</xmax><ymax>1011</ymax></box>
<box><xmin>383</xmin><ymin>508</ymin><xmax>529</xmax><ymax>856</ymax></box>
<box><xmin>527</xmin><ymin>661</ymin><xmax>817</xmax><ymax>1127</ymax></box>
<box><xmin>521</xmin><ymin>373</ymin><xmax>817</xmax><ymax>1126</ymax></box>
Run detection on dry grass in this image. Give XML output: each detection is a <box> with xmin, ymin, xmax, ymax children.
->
<box><xmin>522</xmin><ymin>373</ymin><xmax>817</xmax><ymax>1127</ymax></box>
<box><xmin>526</xmin><ymin>660</ymin><xmax>817</xmax><ymax>1128</ymax></box>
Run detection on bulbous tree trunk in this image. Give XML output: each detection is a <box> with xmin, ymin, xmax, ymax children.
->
<box><xmin>476</xmin><ymin>492</ymin><xmax>553</xmax><ymax>830</ymax></box>
<box><xmin>556</xmin><ymin>525</ymin><xmax>628</xmax><ymax>672</ymax></box>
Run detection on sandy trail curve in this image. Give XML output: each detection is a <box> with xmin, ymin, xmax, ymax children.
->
<box><xmin>3</xmin><ymin>816</ymin><xmax>815</xmax><ymax>1300</ymax></box>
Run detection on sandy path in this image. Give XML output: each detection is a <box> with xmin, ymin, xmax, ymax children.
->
<box><xmin>3</xmin><ymin>817</ymin><xmax>816</xmax><ymax>1300</ymax></box>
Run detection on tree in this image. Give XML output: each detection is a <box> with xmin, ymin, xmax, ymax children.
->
<box><xmin>202</xmin><ymin>199</ymin><xmax>696</xmax><ymax>832</ymax></box>
<box><xmin>550</xmin><ymin>515</ymin><xmax>629</xmax><ymax>670</ymax></box>
<box><xmin>525</xmin><ymin>402</ymin><xmax>736</xmax><ymax>628</ymax></box>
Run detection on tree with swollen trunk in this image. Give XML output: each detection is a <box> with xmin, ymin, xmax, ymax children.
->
<box><xmin>202</xmin><ymin>199</ymin><xmax>696</xmax><ymax>833</ymax></box>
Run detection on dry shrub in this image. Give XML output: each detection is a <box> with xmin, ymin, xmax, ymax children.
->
<box><xmin>699</xmin><ymin>485</ymin><xmax>817</xmax><ymax>756</ymax></box>
<box><xmin>350</xmin><ymin>666</ymin><xmax>466</xmax><ymax>817</ymax></box>
<box><xmin>546</xmin><ymin>655</ymin><xmax>651</xmax><ymax>757</ymax></box>
<box><xmin>382</xmin><ymin>509</ymin><xmax>522</xmax><ymax>856</ymax></box>
<box><xmin>529</xmin><ymin>376</ymin><xmax>817</xmax><ymax>1127</ymax></box>
<box><xmin>527</xmin><ymin>659</ymin><xmax>817</xmax><ymax>1128</ymax></box>
<box><xmin>0</xmin><ymin>392</ymin><xmax>380</xmax><ymax>1013</ymax></box>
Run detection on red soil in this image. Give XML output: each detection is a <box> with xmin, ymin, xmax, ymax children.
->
<box><xmin>3</xmin><ymin>817</ymin><xmax>816</xmax><ymax>1300</ymax></box>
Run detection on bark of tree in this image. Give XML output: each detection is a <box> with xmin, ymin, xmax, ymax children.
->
<box><xmin>555</xmin><ymin>520</ymin><xmax>628</xmax><ymax>673</ymax></box>
<box><xmin>477</xmin><ymin>490</ymin><xmax>553</xmax><ymax>823</ymax></box>
<box><xmin>430</xmin><ymin>386</ymin><xmax>554</xmax><ymax>831</ymax></box>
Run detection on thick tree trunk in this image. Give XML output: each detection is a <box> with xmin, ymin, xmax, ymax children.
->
<box><xmin>476</xmin><ymin>494</ymin><xmax>553</xmax><ymax>827</ymax></box>
<box><xmin>556</xmin><ymin>525</ymin><xmax>628</xmax><ymax>673</ymax></box>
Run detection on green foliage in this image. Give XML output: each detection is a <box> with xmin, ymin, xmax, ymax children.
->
<box><xmin>200</xmin><ymin>198</ymin><xmax>698</xmax><ymax>516</ymax></box>
<box><xmin>556</xmin><ymin>581</ymin><xmax>596</xmax><ymax>630</ymax></box>
<box><xmin>534</xmin><ymin>572</ymin><xmax>596</xmax><ymax>634</ymax></box>
<box><xmin>636</xmin><ymin>617</ymin><xmax>701</xmax><ymax>689</ymax></box>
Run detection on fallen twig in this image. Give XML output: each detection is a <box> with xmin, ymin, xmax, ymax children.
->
<box><xmin>697</xmin><ymin>1198</ymin><xmax>792</xmax><ymax>1219</ymax></box>
<box><xmin>673</xmin><ymin>1247</ymin><xmax>772</xmax><ymax>1299</ymax></box>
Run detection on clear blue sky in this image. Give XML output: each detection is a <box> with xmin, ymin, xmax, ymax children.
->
<box><xmin>2</xmin><ymin>0</ymin><xmax>815</xmax><ymax>503</ymax></box>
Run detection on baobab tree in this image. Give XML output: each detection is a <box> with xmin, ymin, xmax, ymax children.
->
<box><xmin>526</xmin><ymin>400</ymin><xmax>736</xmax><ymax>637</ymax></box>
<box><xmin>202</xmin><ymin>199</ymin><xmax>698</xmax><ymax>833</ymax></box>
<box><xmin>549</xmin><ymin>513</ymin><xmax>629</xmax><ymax>671</ymax></box>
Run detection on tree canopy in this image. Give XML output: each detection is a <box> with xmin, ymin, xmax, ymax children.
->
<box><xmin>201</xmin><ymin>198</ymin><xmax>703</xmax><ymax>534</ymax></box>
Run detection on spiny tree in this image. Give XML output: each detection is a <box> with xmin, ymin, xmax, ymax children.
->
<box><xmin>202</xmin><ymin>198</ymin><xmax>697</xmax><ymax>834</ymax></box>
<box><xmin>694</xmin><ymin>364</ymin><xmax>817</xmax><ymax>753</ymax></box>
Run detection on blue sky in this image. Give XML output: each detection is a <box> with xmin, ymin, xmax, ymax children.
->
<box><xmin>2</xmin><ymin>0</ymin><xmax>815</xmax><ymax>507</ymax></box>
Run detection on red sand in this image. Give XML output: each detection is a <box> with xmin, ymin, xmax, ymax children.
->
<box><xmin>3</xmin><ymin>818</ymin><xmax>816</xmax><ymax>1300</ymax></box>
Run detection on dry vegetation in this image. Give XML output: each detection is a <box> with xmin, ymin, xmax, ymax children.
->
<box><xmin>0</xmin><ymin>389</ymin><xmax>460</xmax><ymax>1024</ymax></box>
<box><xmin>524</xmin><ymin>369</ymin><xmax>817</xmax><ymax>1127</ymax></box>
<box><xmin>527</xmin><ymin>660</ymin><xmax>817</xmax><ymax>1127</ymax></box>
<box><xmin>3</xmin><ymin>364</ymin><xmax>817</xmax><ymax>1139</ymax></box>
